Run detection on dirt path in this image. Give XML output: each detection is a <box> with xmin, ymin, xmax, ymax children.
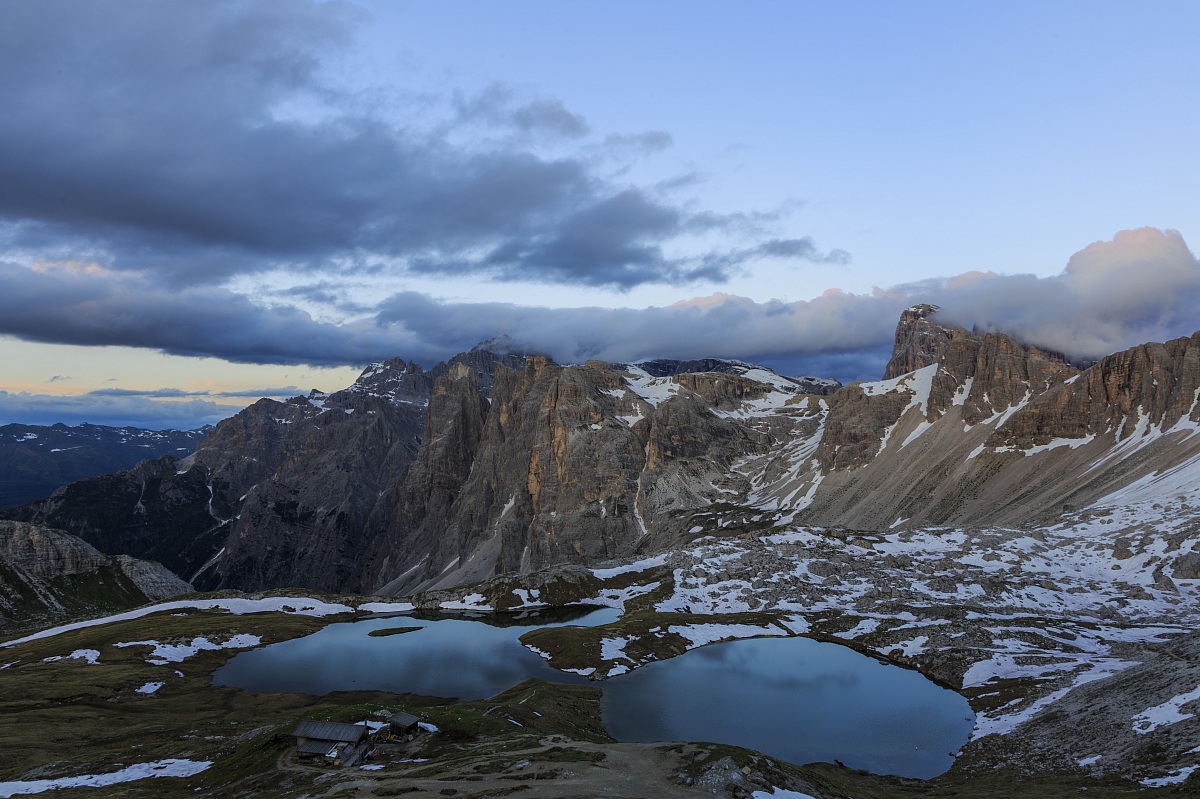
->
<box><xmin>300</xmin><ymin>738</ymin><xmax>740</xmax><ymax>799</ymax></box>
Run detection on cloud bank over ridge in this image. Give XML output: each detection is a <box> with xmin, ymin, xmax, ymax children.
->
<box><xmin>2</xmin><ymin>228</ymin><xmax>1197</xmax><ymax>387</ymax></box>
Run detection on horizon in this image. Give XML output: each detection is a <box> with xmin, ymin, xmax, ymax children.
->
<box><xmin>2</xmin><ymin>1</ymin><xmax>1199</xmax><ymax>429</ymax></box>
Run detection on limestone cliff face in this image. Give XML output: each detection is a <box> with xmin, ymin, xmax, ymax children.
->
<box><xmin>372</xmin><ymin>357</ymin><xmax>649</xmax><ymax>593</ymax></box>
<box><xmin>798</xmin><ymin>311</ymin><xmax>1200</xmax><ymax>531</ymax></box>
<box><xmin>816</xmin><ymin>307</ymin><xmax>1077</xmax><ymax>473</ymax></box>
<box><xmin>883</xmin><ymin>304</ymin><xmax>954</xmax><ymax>380</ymax></box>
<box><xmin>988</xmin><ymin>331</ymin><xmax>1200</xmax><ymax>449</ymax></box>
<box><xmin>362</xmin><ymin>363</ymin><xmax>491</xmax><ymax>591</ymax></box>
<box><xmin>366</xmin><ymin>358</ymin><xmax>777</xmax><ymax>594</ymax></box>
<box><xmin>0</xmin><ymin>520</ymin><xmax>192</xmax><ymax>630</ymax></box>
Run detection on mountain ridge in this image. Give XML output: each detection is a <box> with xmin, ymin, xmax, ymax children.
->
<box><xmin>4</xmin><ymin>315</ymin><xmax>1199</xmax><ymax>599</ymax></box>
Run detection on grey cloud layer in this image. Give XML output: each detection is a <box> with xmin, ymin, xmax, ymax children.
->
<box><xmin>3</xmin><ymin>228</ymin><xmax>1196</xmax><ymax>387</ymax></box>
<box><xmin>0</xmin><ymin>0</ymin><xmax>833</xmax><ymax>290</ymax></box>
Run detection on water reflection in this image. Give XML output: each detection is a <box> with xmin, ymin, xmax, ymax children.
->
<box><xmin>601</xmin><ymin>636</ymin><xmax>972</xmax><ymax>778</ymax></box>
<box><xmin>212</xmin><ymin>607</ymin><xmax>973</xmax><ymax>778</ymax></box>
<box><xmin>213</xmin><ymin>605</ymin><xmax>619</xmax><ymax>698</ymax></box>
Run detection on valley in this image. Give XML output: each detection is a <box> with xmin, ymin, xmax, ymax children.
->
<box><xmin>3</xmin><ymin>305</ymin><xmax>1200</xmax><ymax>796</ymax></box>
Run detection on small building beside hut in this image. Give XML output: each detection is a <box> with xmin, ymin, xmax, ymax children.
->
<box><xmin>389</xmin><ymin>711</ymin><xmax>420</xmax><ymax>738</ymax></box>
<box><xmin>290</xmin><ymin>720</ymin><xmax>370</xmax><ymax>766</ymax></box>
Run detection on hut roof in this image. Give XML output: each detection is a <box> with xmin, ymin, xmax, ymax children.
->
<box><xmin>296</xmin><ymin>740</ymin><xmax>338</xmax><ymax>756</ymax></box>
<box><xmin>290</xmin><ymin>720</ymin><xmax>368</xmax><ymax>744</ymax></box>
<box><xmin>389</xmin><ymin>711</ymin><xmax>420</xmax><ymax>727</ymax></box>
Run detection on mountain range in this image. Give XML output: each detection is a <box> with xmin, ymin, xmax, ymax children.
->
<box><xmin>0</xmin><ymin>423</ymin><xmax>209</xmax><ymax>510</ymax></box>
<box><xmin>4</xmin><ymin>304</ymin><xmax>1200</xmax><ymax>792</ymax></box>
<box><xmin>5</xmin><ymin>304</ymin><xmax>1199</xmax><ymax>600</ymax></box>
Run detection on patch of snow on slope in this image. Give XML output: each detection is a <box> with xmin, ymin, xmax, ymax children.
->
<box><xmin>439</xmin><ymin>593</ymin><xmax>492</xmax><ymax>611</ymax></box>
<box><xmin>952</xmin><ymin>377</ymin><xmax>974</xmax><ymax>406</ymax></box>
<box><xmin>970</xmin><ymin>657</ymin><xmax>1134</xmax><ymax>739</ymax></box>
<box><xmin>1141</xmin><ymin>764</ymin><xmax>1200</xmax><ymax>787</ymax></box>
<box><xmin>592</xmin><ymin>553</ymin><xmax>668</xmax><ymax>579</ymax></box>
<box><xmin>1133</xmin><ymin>684</ymin><xmax>1200</xmax><ymax>734</ymax></box>
<box><xmin>0</xmin><ymin>759</ymin><xmax>211</xmax><ymax>797</ymax></box>
<box><xmin>115</xmin><ymin>634</ymin><xmax>261</xmax><ymax>663</ymax></box>
<box><xmin>622</xmin><ymin>367</ymin><xmax>681</xmax><ymax>407</ymax></box>
<box><xmin>834</xmin><ymin>618</ymin><xmax>880</xmax><ymax>639</ymax></box>
<box><xmin>859</xmin><ymin>364</ymin><xmax>939</xmax><ymax>451</ymax></box>
<box><xmin>2</xmin><ymin>597</ymin><xmax>356</xmax><ymax>648</ymax></box>
<box><xmin>668</xmin><ymin>622</ymin><xmax>787</xmax><ymax>647</ymax></box>
<box><xmin>1092</xmin><ymin>446</ymin><xmax>1200</xmax><ymax>510</ymax></box>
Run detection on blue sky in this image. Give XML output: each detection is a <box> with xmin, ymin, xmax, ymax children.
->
<box><xmin>2</xmin><ymin>0</ymin><xmax>1199</xmax><ymax>428</ymax></box>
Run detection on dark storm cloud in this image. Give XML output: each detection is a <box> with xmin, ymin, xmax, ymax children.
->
<box><xmin>4</xmin><ymin>229</ymin><xmax>1198</xmax><ymax>386</ymax></box>
<box><xmin>0</xmin><ymin>261</ymin><xmax>402</xmax><ymax>365</ymax></box>
<box><xmin>0</xmin><ymin>0</ymin><xmax>827</xmax><ymax>291</ymax></box>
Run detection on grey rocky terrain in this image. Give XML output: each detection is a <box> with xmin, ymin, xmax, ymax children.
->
<box><xmin>0</xmin><ymin>519</ymin><xmax>193</xmax><ymax>630</ymax></box>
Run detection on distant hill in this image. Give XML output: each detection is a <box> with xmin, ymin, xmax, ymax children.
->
<box><xmin>0</xmin><ymin>423</ymin><xmax>210</xmax><ymax>509</ymax></box>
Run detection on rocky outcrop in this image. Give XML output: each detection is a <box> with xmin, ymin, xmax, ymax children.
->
<box><xmin>796</xmin><ymin>310</ymin><xmax>1200</xmax><ymax>531</ymax></box>
<box><xmin>816</xmin><ymin>307</ymin><xmax>1079</xmax><ymax>475</ymax></box>
<box><xmin>988</xmin><ymin>331</ymin><xmax>1200</xmax><ymax>450</ymax></box>
<box><xmin>366</xmin><ymin>357</ymin><xmax>775</xmax><ymax>594</ymax></box>
<box><xmin>0</xmin><ymin>520</ymin><xmax>192</xmax><ymax>631</ymax></box>
<box><xmin>0</xmin><ymin>457</ymin><xmax>223</xmax><ymax>581</ymax></box>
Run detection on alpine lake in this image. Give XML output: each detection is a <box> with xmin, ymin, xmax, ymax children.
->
<box><xmin>213</xmin><ymin>605</ymin><xmax>975</xmax><ymax>779</ymax></box>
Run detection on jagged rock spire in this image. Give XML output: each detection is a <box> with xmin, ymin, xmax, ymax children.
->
<box><xmin>883</xmin><ymin>304</ymin><xmax>953</xmax><ymax>380</ymax></box>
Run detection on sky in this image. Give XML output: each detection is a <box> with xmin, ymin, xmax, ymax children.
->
<box><xmin>2</xmin><ymin>0</ymin><xmax>1199</xmax><ymax>429</ymax></box>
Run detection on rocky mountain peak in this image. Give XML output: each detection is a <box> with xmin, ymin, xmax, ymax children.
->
<box><xmin>327</xmin><ymin>357</ymin><xmax>429</xmax><ymax>407</ymax></box>
<box><xmin>883</xmin><ymin>303</ymin><xmax>955</xmax><ymax>380</ymax></box>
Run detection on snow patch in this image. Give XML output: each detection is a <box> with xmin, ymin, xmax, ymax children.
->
<box><xmin>115</xmin><ymin>634</ymin><xmax>261</xmax><ymax>663</ymax></box>
<box><xmin>0</xmin><ymin>759</ymin><xmax>211</xmax><ymax>797</ymax></box>
<box><xmin>1132</xmin><ymin>684</ymin><xmax>1200</xmax><ymax>734</ymax></box>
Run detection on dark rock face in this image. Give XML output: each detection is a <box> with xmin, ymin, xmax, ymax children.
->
<box><xmin>0</xmin><ymin>457</ymin><xmax>224</xmax><ymax>582</ymax></box>
<box><xmin>883</xmin><ymin>304</ymin><xmax>953</xmax><ymax>380</ymax></box>
<box><xmin>361</xmin><ymin>363</ymin><xmax>491</xmax><ymax>592</ymax></box>
<box><xmin>201</xmin><ymin>394</ymin><xmax>425</xmax><ymax>592</ymax></box>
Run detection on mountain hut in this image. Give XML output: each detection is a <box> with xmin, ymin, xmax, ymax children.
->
<box><xmin>389</xmin><ymin>711</ymin><xmax>420</xmax><ymax>737</ymax></box>
<box><xmin>290</xmin><ymin>720</ymin><xmax>369</xmax><ymax>765</ymax></box>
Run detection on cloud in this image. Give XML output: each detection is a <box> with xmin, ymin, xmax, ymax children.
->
<box><xmin>0</xmin><ymin>390</ymin><xmax>239</xmax><ymax>430</ymax></box>
<box><xmin>0</xmin><ymin>0</ymin><xmax>832</xmax><ymax>291</ymax></box>
<box><xmin>927</xmin><ymin>228</ymin><xmax>1200</xmax><ymax>359</ymax></box>
<box><xmin>1</xmin><ymin>229</ymin><xmax>1197</xmax><ymax>390</ymax></box>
